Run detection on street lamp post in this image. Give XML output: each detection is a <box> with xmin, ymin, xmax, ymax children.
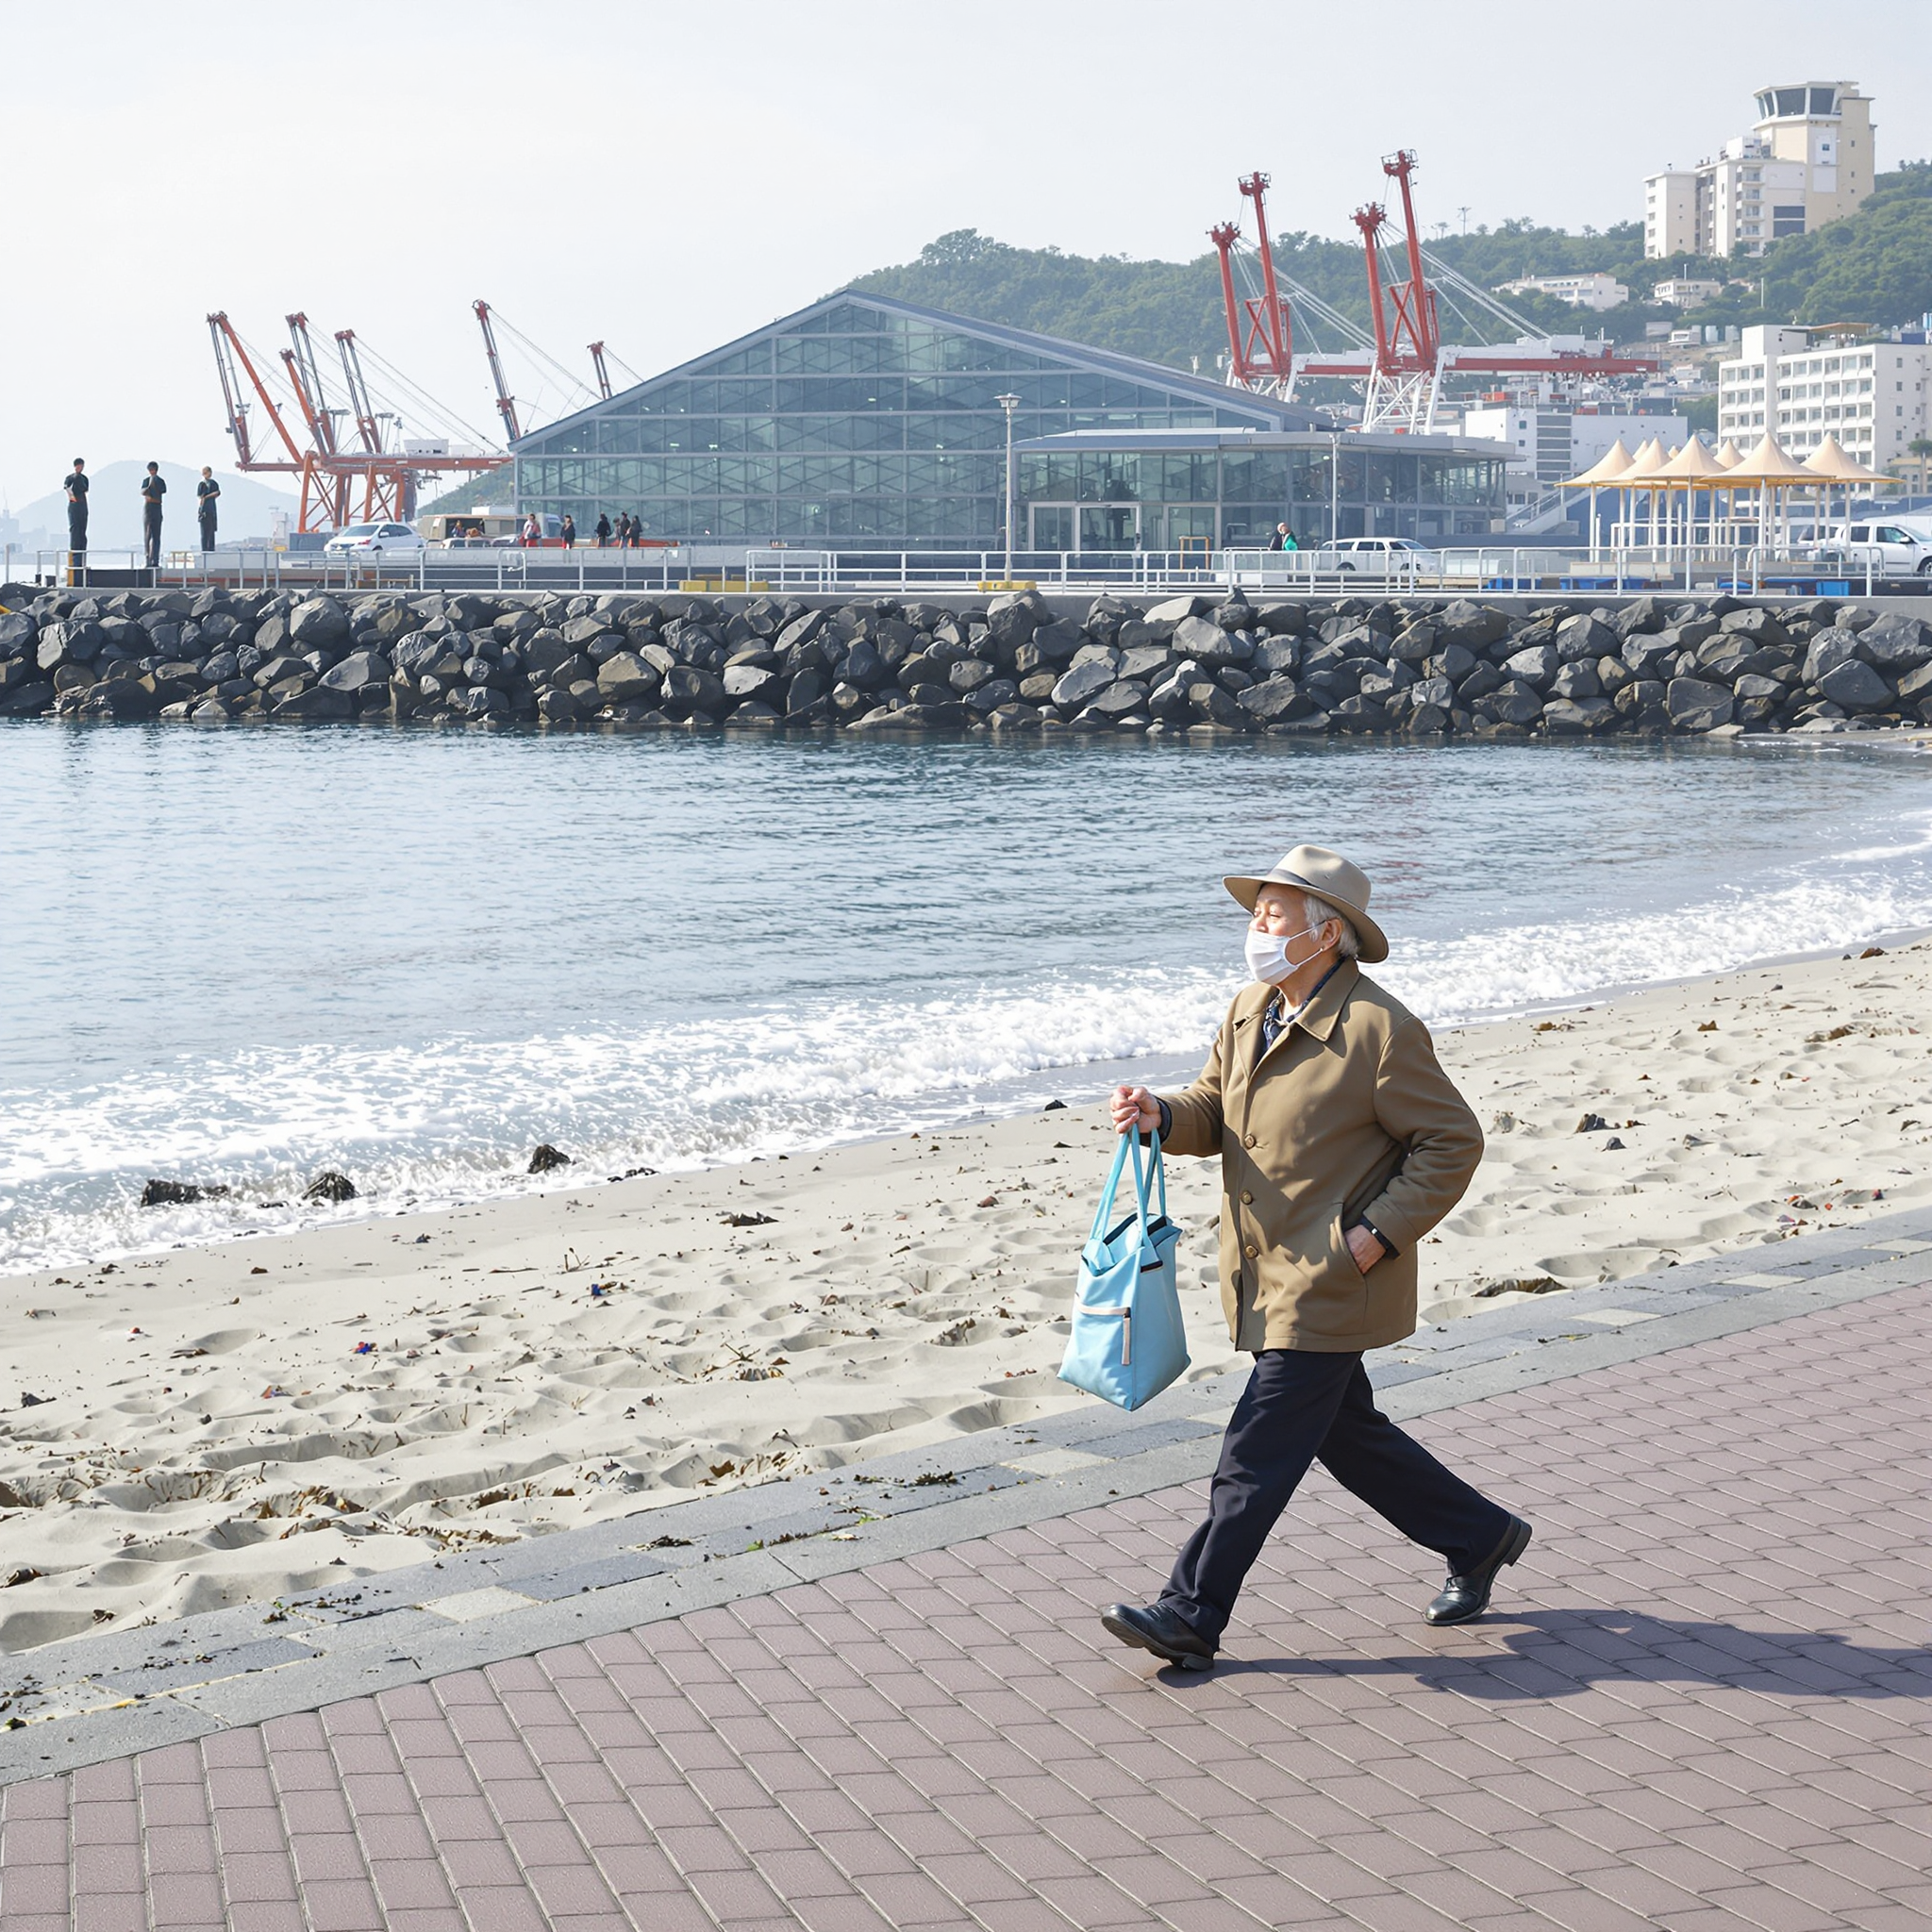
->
<box><xmin>996</xmin><ymin>392</ymin><xmax>1021</xmax><ymax>583</ymax></box>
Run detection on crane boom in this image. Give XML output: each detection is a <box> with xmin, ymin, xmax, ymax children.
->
<box><xmin>206</xmin><ymin>312</ymin><xmax>306</xmax><ymax>467</ymax></box>
<box><xmin>284</xmin><ymin>314</ymin><xmax>340</xmax><ymax>455</ymax></box>
<box><xmin>333</xmin><ymin>330</ymin><xmax>385</xmax><ymax>456</ymax></box>
<box><xmin>589</xmin><ymin>341</ymin><xmax>612</xmax><ymax>401</ymax></box>
<box><xmin>474</xmin><ymin>299</ymin><xmax>521</xmax><ymax>442</ymax></box>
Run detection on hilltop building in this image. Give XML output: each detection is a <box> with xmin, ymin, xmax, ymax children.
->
<box><xmin>1652</xmin><ymin>276</ymin><xmax>1725</xmax><ymax>308</ymax></box>
<box><xmin>1495</xmin><ymin>273</ymin><xmax>1628</xmax><ymax>313</ymax></box>
<box><xmin>1716</xmin><ymin>323</ymin><xmax>1928</xmax><ymax>465</ymax></box>
<box><xmin>510</xmin><ymin>292</ymin><xmax>1507</xmax><ymax>552</ymax></box>
<box><xmin>1643</xmin><ymin>83</ymin><xmax>1873</xmax><ymax>259</ymax></box>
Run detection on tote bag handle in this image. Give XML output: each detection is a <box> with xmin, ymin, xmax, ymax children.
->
<box><xmin>1091</xmin><ymin>1128</ymin><xmax>1159</xmax><ymax>1249</ymax></box>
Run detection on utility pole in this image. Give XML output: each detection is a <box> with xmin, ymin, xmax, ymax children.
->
<box><xmin>996</xmin><ymin>392</ymin><xmax>1021</xmax><ymax>581</ymax></box>
<box><xmin>1457</xmin><ymin>205</ymin><xmax>1471</xmax><ymax>236</ymax></box>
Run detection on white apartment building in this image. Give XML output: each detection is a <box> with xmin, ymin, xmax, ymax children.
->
<box><xmin>1716</xmin><ymin>324</ymin><xmax>1929</xmax><ymax>465</ymax></box>
<box><xmin>1652</xmin><ymin>276</ymin><xmax>1724</xmax><ymax>308</ymax></box>
<box><xmin>1462</xmin><ymin>408</ymin><xmax>1689</xmax><ymax>489</ymax></box>
<box><xmin>1644</xmin><ymin>81</ymin><xmax>1873</xmax><ymax>258</ymax></box>
<box><xmin>1495</xmin><ymin>272</ymin><xmax>1629</xmax><ymax>312</ymax></box>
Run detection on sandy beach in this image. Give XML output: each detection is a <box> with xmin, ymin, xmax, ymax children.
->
<box><xmin>0</xmin><ymin>940</ymin><xmax>1924</xmax><ymax>1652</ymax></box>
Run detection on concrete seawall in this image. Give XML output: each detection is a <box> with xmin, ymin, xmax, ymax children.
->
<box><xmin>2</xmin><ymin>583</ymin><xmax>1927</xmax><ymax>738</ymax></box>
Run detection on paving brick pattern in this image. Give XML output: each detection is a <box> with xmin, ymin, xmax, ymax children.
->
<box><xmin>2</xmin><ymin>1289</ymin><xmax>1926</xmax><ymax>1932</ymax></box>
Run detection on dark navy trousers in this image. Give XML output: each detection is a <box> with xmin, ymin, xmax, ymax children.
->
<box><xmin>1160</xmin><ymin>1348</ymin><xmax>1511</xmax><ymax>1645</ymax></box>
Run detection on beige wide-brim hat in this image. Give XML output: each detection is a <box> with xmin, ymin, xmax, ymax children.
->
<box><xmin>1223</xmin><ymin>843</ymin><xmax>1390</xmax><ymax>964</ymax></box>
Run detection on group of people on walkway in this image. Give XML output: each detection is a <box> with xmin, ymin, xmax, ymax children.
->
<box><xmin>510</xmin><ymin>509</ymin><xmax>656</xmax><ymax>549</ymax></box>
<box><xmin>64</xmin><ymin>459</ymin><xmax>223</xmax><ymax>568</ymax></box>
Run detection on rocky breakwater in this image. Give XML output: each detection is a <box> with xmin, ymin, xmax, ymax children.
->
<box><xmin>3</xmin><ymin>583</ymin><xmax>1932</xmax><ymax>739</ymax></box>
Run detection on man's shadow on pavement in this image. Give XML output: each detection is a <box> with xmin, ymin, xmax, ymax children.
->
<box><xmin>1164</xmin><ymin>1607</ymin><xmax>1930</xmax><ymax>1699</ymax></box>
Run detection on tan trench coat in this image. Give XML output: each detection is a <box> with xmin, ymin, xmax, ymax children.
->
<box><xmin>1160</xmin><ymin>958</ymin><xmax>1482</xmax><ymax>1353</ymax></box>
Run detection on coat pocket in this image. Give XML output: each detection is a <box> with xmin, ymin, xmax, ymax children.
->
<box><xmin>1285</xmin><ymin>1208</ymin><xmax>1371</xmax><ymax>1335</ymax></box>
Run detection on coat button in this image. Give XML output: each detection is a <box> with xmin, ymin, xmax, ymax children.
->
<box><xmin>1243</xmin><ymin>1132</ymin><xmax>1257</xmax><ymax>1148</ymax></box>
<box><xmin>1241</xmin><ymin>1191</ymin><xmax>1254</xmax><ymax>1204</ymax></box>
<box><xmin>1244</xmin><ymin>1243</ymin><xmax>1258</xmax><ymax>1258</ymax></box>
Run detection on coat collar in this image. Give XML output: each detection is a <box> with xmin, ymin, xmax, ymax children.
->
<box><xmin>1232</xmin><ymin>956</ymin><xmax>1360</xmax><ymax>1056</ymax></box>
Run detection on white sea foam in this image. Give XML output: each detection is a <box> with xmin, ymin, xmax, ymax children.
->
<box><xmin>8</xmin><ymin>736</ymin><xmax>1932</xmax><ymax>1274</ymax></box>
<box><xmin>6</xmin><ymin>842</ymin><xmax>1932</xmax><ymax>1274</ymax></box>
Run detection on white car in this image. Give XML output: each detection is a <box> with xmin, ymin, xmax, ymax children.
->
<box><xmin>1824</xmin><ymin>520</ymin><xmax>1932</xmax><ymax>577</ymax></box>
<box><xmin>322</xmin><ymin>521</ymin><xmax>425</xmax><ymax>558</ymax></box>
<box><xmin>1309</xmin><ymin>537</ymin><xmax>1441</xmax><ymax>575</ymax></box>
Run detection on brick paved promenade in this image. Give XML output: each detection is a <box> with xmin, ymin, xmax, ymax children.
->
<box><xmin>1</xmin><ymin>1285</ymin><xmax>1926</xmax><ymax>1932</ymax></box>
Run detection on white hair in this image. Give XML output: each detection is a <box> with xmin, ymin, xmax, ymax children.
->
<box><xmin>1303</xmin><ymin>891</ymin><xmax>1360</xmax><ymax>959</ymax></box>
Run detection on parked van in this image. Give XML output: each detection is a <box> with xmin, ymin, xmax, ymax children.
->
<box><xmin>1826</xmin><ymin>518</ymin><xmax>1932</xmax><ymax>577</ymax></box>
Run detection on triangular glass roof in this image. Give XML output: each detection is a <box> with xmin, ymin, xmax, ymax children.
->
<box><xmin>513</xmin><ymin>291</ymin><xmax>1323</xmax><ymax>451</ymax></box>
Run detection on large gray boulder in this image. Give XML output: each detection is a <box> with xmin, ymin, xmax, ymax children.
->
<box><xmin>288</xmin><ymin>597</ymin><xmax>351</xmax><ymax>649</ymax></box>
<box><xmin>1189</xmin><ymin>681</ymin><xmax>1244</xmax><ymax>727</ymax></box>
<box><xmin>1621</xmin><ymin>633</ymin><xmax>1677</xmax><ymax>677</ymax></box>
<box><xmin>1818</xmin><ymin>658</ymin><xmax>1895</xmax><ymax>713</ymax></box>
<box><xmin>0</xmin><ymin>611</ymin><xmax>36</xmax><ymax>657</ymax></box>
<box><xmin>1027</xmin><ymin>619</ymin><xmax>1085</xmax><ymax>666</ymax></box>
<box><xmin>1802</xmin><ymin>626</ymin><xmax>1868</xmax><ymax>685</ymax></box>
<box><xmin>1551</xmin><ymin>659</ymin><xmax>1603</xmax><ymax>700</ymax></box>
<box><xmin>1117</xmin><ymin>641</ymin><xmax>1173</xmax><ymax>682</ymax></box>
<box><xmin>1854</xmin><ymin>612</ymin><xmax>1932</xmax><ymax>672</ymax></box>
<box><xmin>1237</xmin><ymin>676</ymin><xmax>1307</xmax><ymax>724</ymax></box>
<box><xmin>1052</xmin><ymin>658</ymin><xmax>1120</xmax><ymax>709</ymax></box>
<box><xmin>1666</xmin><ymin>677</ymin><xmax>1734</xmax><ymax>731</ymax></box>
<box><xmin>1171</xmin><ymin>613</ymin><xmax>1232</xmax><ymax>664</ymax></box>
<box><xmin>1476</xmin><ymin>679</ymin><xmax>1542</xmax><ymax>727</ymax></box>
<box><xmin>593</xmin><ymin>652</ymin><xmax>659</xmax><ymax>704</ymax></box>
<box><xmin>1435</xmin><ymin>599</ymin><xmax>1511</xmax><ymax>651</ymax></box>
<box><xmin>986</xmin><ymin>591</ymin><xmax>1045</xmax><ymax>648</ymax></box>
<box><xmin>319</xmin><ymin>648</ymin><xmax>391</xmax><ymax>693</ymax></box>
<box><xmin>723</xmin><ymin>661</ymin><xmax>779</xmax><ymax>701</ymax></box>
<box><xmin>37</xmin><ymin>620</ymin><xmax>104</xmax><ymax>671</ymax></box>
<box><xmin>272</xmin><ymin>685</ymin><xmax>353</xmax><ymax>721</ymax></box>
<box><xmin>1143</xmin><ymin>594</ymin><xmax>1207</xmax><ymax>627</ymax></box>
<box><xmin>663</xmin><ymin>665</ymin><xmax>724</xmax><ymax>713</ymax></box>
<box><xmin>1502</xmin><ymin>643</ymin><xmax>1558</xmax><ymax>690</ymax></box>
<box><xmin>1555</xmin><ymin>614</ymin><xmax>1617</xmax><ymax>663</ymax></box>
<box><xmin>1543</xmin><ymin>695</ymin><xmax>1616</xmax><ymax>734</ymax></box>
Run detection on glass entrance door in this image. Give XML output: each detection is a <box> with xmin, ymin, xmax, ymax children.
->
<box><xmin>1029</xmin><ymin>505</ymin><xmax>1074</xmax><ymax>551</ymax></box>
<box><xmin>1079</xmin><ymin>504</ymin><xmax>1140</xmax><ymax>552</ymax></box>
<box><xmin>1030</xmin><ymin>503</ymin><xmax>1141</xmax><ymax>552</ymax></box>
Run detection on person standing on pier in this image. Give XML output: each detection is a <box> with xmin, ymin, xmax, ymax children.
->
<box><xmin>140</xmin><ymin>463</ymin><xmax>166</xmax><ymax>570</ymax></box>
<box><xmin>65</xmin><ymin>459</ymin><xmax>89</xmax><ymax>561</ymax></box>
<box><xmin>594</xmin><ymin>511</ymin><xmax>612</xmax><ymax>547</ymax></box>
<box><xmin>561</xmin><ymin>514</ymin><xmax>576</xmax><ymax>548</ymax></box>
<box><xmin>195</xmin><ymin>469</ymin><xmax>221</xmax><ymax>553</ymax></box>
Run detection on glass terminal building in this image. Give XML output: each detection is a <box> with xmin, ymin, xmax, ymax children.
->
<box><xmin>511</xmin><ymin>291</ymin><xmax>1506</xmax><ymax>551</ymax></box>
<box><xmin>1015</xmin><ymin>427</ymin><xmax>1507</xmax><ymax>552</ymax></box>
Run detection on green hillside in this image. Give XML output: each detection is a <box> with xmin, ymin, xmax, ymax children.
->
<box><xmin>845</xmin><ymin>164</ymin><xmax>1932</xmax><ymax>374</ymax></box>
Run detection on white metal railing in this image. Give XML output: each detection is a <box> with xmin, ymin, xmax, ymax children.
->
<box><xmin>0</xmin><ymin>541</ymin><xmax>1897</xmax><ymax>603</ymax></box>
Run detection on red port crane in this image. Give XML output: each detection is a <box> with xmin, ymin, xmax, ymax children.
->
<box><xmin>1210</xmin><ymin>153</ymin><xmax>1651</xmax><ymax>432</ymax></box>
<box><xmin>474</xmin><ymin>300</ymin><xmax>522</xmax><ymax>443</ymax></box>
<box><xmin>208</xmin><ymin>309</ymin><xmax>508</xmax><ymax>532</ymax></box>
<box><xmin>1209</xmin><ymin>173</ymin><xmax>1295</xmax><ymax>393</ymax></box>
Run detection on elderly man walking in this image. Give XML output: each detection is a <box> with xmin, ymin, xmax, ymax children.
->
<box><xmin>1104</xmin><ymin>845</ymin><xmax>1529</xmax><ymax>1670</ymax></box>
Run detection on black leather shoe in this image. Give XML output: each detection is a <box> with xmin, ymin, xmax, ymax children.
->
<box><xmin>1101</xmin><ymin>1602</ymin><xmax>1217</xmax><ymax>1670</ymax></box>
<box><xmin>1424</xmin><ymin>1515</ymin><xmax>1533</xmax><ymax>1625</ymax></box>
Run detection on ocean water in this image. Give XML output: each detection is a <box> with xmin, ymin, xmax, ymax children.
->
<box><xmin>5</xmin><ymin>724</ymin><xmax>1930</xmax><ymax>1271</ymax></box>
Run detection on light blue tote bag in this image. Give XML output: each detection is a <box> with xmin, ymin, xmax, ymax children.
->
<box><xmin>1058</xmin><ymin>1129</ymin><xmax>1189</xmax><ymax>1410</ymax></box>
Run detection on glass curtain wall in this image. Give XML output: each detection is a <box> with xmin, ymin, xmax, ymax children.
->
<box><xmin>1018</xmin><ymin>444</ymin><xmax>1506</xmax><ymax>547</ymax></box>
<box><xmin>512</xmin><ymin>299</ymin><xmax>1284</xmax><ymax>549</ymax></box>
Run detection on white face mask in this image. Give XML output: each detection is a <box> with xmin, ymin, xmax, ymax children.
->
<box><xmin>1244</xmin><ymin>923</ymin><xmax>1326</xmax><ymax>987</ymax></box>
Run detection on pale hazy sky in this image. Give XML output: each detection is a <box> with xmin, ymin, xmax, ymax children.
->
<box><xmin>2</xmin><ymin>2</ymin><xmax>1924</xmax><ymax>513</ymax></box>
